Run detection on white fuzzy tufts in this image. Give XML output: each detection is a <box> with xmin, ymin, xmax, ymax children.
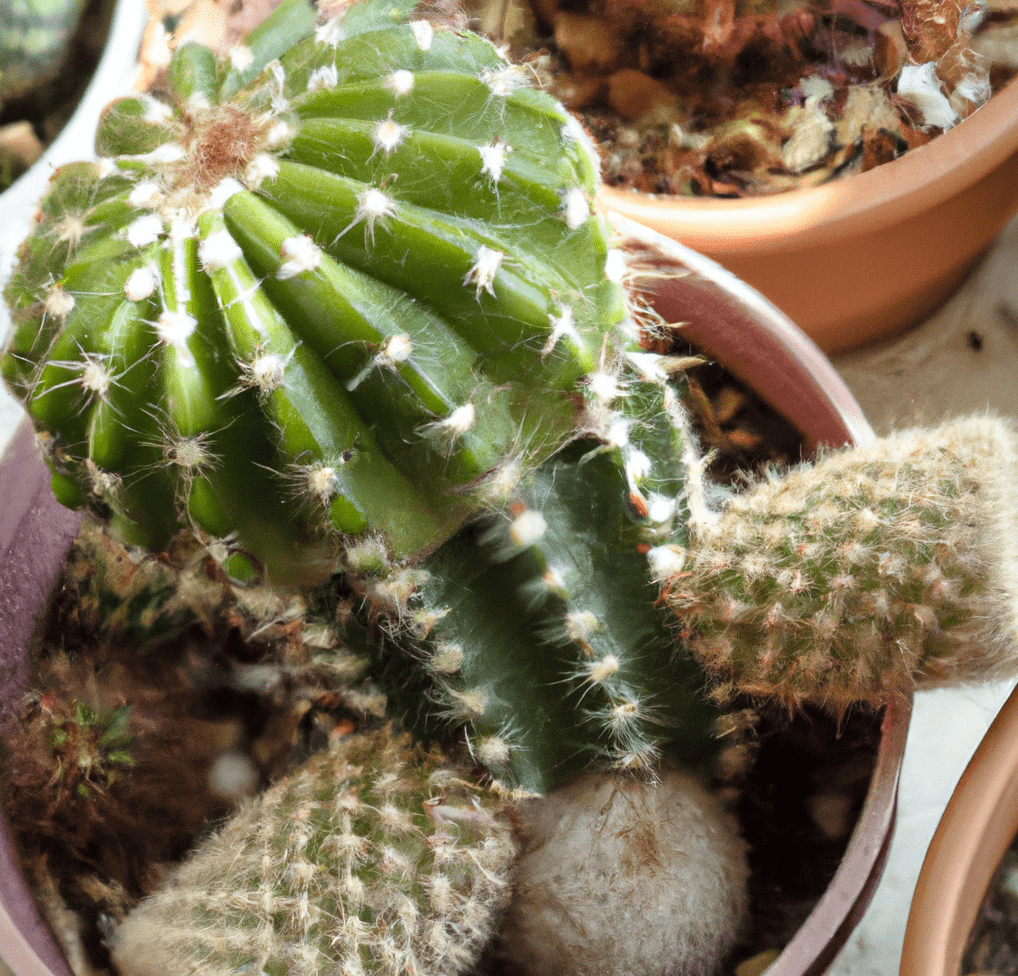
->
<box><xmin>142</xmin><ymin>96</ymin><xmax>173</xmax><ymax>125</ymax></box>
<box><xmin>228</xmin><ymin>44</ymin><xmax>255</xmax><ymax>72</ymax></box>
<box><xmin>44</xmin><ymin>286</ymin><xmax>75</xmax><ymax>319</ymax></box>
<box><xmin>564</xmin><ymin>611</ymin><xmax>600</xmax><ymax>643</ymax></box>
<box><xmin>474</xmin><ymin>735</ymin><xmax>512</xmax><ymax>769</ymax></box>
<box><xmin>542</xmin><ymin>306</ymin><xmax>582</xmax><ymax>357</ymax></box>
<box><xmin>278</xmin><ymin>235</ymin><xmax>323</xmax><ymax>279</ymax></box>
<box><xmin>625</xmin><ymin>351</ymin><xmax>668</xmax><ymax>383</ymax></box>
<box><xmin>606</xmin><ymin>416</ymin><xmax>630</xmax><ymax>449</ymax></box>
<box><xmin>586</xmin><ymin>654</ymin><xmax>620</xmax><ymax>684</ymax></box>
<box><xmin>378</xmin><ymin>333</ymin><xmax>412</xmax><ymax>365</ymax></box>
<box><xmin>265</xmin><ymin>120</ymin><xmax>297</xmax><ymax>148</ymax></box>
<box><xmin>126</xmin><ymin>214</ymin><xmax>165</xmax><ymax>248</ymax></box>
<box><xmin>897</xmin><ymin>63</ymin><xmax>959</xmax><ymax>130</ymax></box>
<box><xmin>372</xmin><ymin>113</ymin><xmax>409</xmax><ymax>155</ymax></box>
<box><xmin>479</xmin><ymin>139</ymin><xmax>511</xmax><ymax>183</ymax></box>
<box><xmin>353</xmin><ymin>187</ymin><xmax>396</xmax><ymax>244</ymax></box>
<box><xmin>80</xmin><ymin>358</ymin><xmax>111</xmax><ymax>398</ymax></box>
<box><xmin>250</xmin><ymin>354</ymin><xmax>287</xmax><ymax>393</ymax></box>
<box><xmin>411</xmin><ymin>19</ymin><xmax>434</xmax><ymax>50</ymax></box>
<box><xmin>198</xmin><ymin>230</ymin><xmax>243</xmax><ymax>272</ymax></box>
<box><xmin>308</xmin><ymin>465</ymin><xmax>340</xmax><ymax>499</ymax></box>
<box><xmin>587</xmin><ymin>371</ymin><xmax>626</xmax><ymax>403</ymax></box>
<box><xmin>431</xmin><ymin>642</ymin><xmax>464</xmax><ymax>675</ymax></box>
<box><xmin>561</xmin><ymin>186</ymin><xmax>590</xmax><ymax>229</ymax></box>
<box><xmin>128</xmin><ymin>181</ymin><xmax>164</xmax><ymax>209</ymax></box>
<box><xmin>245</xmin><ymin>153</ymin><xmax>280</xmax><ymax>188</ymax></box>
<box><xmin>464</xmin><ymin>246</ymin><xmax>504</xmax><ymax>298</ymax></box>
<box><xmin>316</xmin><ymin>17</ymin><xmax>345</xmax><ymax>47</ymax></box>
<box><xmin>208</xmin><ymin>177</ymin><xmax>246</xmax><ymax>209</ymax></box>
<box><xmin>510</xmin><ymin>509</ymin><xmax>547</xmax><ymax>548</ymax></box>
<box><xmin>124</xmin><ymin>266</ymin><xmax>158</xmax><ymax>302</ymax></box>
<box><xmin>308</xmin><ymin>63</ymin><xmax>339</xmax><ymax>91</ymax></box>
<box><xmin>156</xmin><ymin>310</ymin><xmax>198</xmax><ymax>366</ymax></box>
<box><xmin>646</xmin><ymin>492</ymin><xmax>677</xmax><ymax>524</ymax></box>
<box><xmin>481</xmin><ymin>64</ymin><xmax>528</xmax><ymax>97</ymax></box>
<box><xmin>143</xmin><ymin>143</ymin><xmax>187</xmax><ymax>168</ymax></box>
<box><xmin>604</xmin><ymin>249</ymin><xmax>627</xmax><ymax>283</ymax></box>
<box><xmin>646</xmin><ymin>545</ymin><xmax>686</xmax><ymax>581</ymax></box>
<box><xmin>386</xmin><ymin>69</ymin><xmax>415</xmax><ymax>96</ymax></box>
<box><xmin>437</xmin><ymin>402</ymin><xmax>476</xmax><ymax>437</ymax></box>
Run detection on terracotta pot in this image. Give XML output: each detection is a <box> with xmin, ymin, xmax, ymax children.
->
<box><xmin>0</xmin><ymin>207</ymin><xmax>910</xmax><ymax>975</ymax></box>
<box><xmin>599</xmin><ymin>78</ymin><xmax>1018</xmax><ymax>355</ymax></box>
<box><xmin>900</xmin><ymin>680</ymin><xmax>1018</xmax><ymax>976</ymax></box>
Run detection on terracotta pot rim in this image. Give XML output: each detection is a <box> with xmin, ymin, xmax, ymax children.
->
<box><xmin>901</xmin><ymin>680</ymin><xmax>1018</xmax><ymax>976</ymax></box>
<box><xmin>598</xmin><ymin>76</ymin><xmax>1018</xmax><ymax>254</ymax></box>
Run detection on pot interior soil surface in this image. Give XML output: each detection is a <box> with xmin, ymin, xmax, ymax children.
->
<box><xmin>0</xmin><ymin>348</ymin><xmax>883</xmax><ymax>976</ymax></box>
<box><xmin>477</xmin><ymin>0</ymin><xmax>1018</xmax><ymax>198</ymax></box>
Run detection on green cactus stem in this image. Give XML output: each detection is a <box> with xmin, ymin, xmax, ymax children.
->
<box><xmin>661</xmin><ymin>416</ymin><xmax>1018</xmax><ymax>715</ymax></box>
<box><xmin>360</xmin><ymin>353</ymin><xmax>724</xmax><ymax>794</ymax></box>
<box><xmin>109</xmin><ymin>724</ymin><xmax>518</xmax><ymax>976</ymax></box>
<box><xmin>2</xmin><ymin>0</ymin><xmax>623</xmax><ymax>582</ymax></box>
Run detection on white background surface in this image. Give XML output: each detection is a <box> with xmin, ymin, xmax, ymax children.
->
<box><xmin>4</xmin><ymin>5</ymin><xmax>1018</xmax><ymax>967</ymax></box>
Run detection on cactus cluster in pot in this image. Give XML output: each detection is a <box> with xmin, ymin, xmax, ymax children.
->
<box><xmin>5</xmin><ymin>0</ymin><xmax>1018</xmax><ymax>974</ymax></box>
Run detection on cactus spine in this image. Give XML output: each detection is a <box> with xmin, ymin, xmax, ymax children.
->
<box><xmin>109</xmin><ymin>725</ymin><xmax>518</xmax><ymax>976</ymax></box>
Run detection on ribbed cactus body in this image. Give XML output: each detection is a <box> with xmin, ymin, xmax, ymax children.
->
<box><xmin>664</xmin><ymin>417</ymin><xmax>1018</xmax><ymax>714</ymax></box>
<box><xmin>0</xmin><ymin>0</ymin><xmax>86</xmax><ymax>101</ymax></box>
<box><xmin>364</xmin><ymin>360</ymin><xmax>722</xmax><ymax>795</ymax></box>
<box><xmin>2</xmin><ymin>0</ymin><xmax>624</xmax><ymax>581</ymax></box>
<box><xmin>110</xmin><ymin>725</ymin><xmax>518</xmax><ymax>976</ymax></box>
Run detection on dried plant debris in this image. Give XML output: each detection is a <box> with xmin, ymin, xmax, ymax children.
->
<box><xmin>477</xmin><ymin>0</ymin><xmax>1018</xmax><ymax>196</ymax></box>
<box><xmin>0</xmin><ymin>517</ymin><xmax>380</xmax><ymax>973</ymax></box>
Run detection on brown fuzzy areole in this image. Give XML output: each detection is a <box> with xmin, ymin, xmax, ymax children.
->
<box><xmin>182</xmin><ymin>103</ymin><xmax>261</xmax><ymax>190</ymax></box>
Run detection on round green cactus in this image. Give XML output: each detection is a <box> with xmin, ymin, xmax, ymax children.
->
<box><xmin>2</xmin><ymin>0</ymin><xmax>624</xmax><ymax>582</ymax></box>
<box><xmin>109</xmin><ymin>725</ymin><xmax>518</xmax><ymax>976</ymax></box>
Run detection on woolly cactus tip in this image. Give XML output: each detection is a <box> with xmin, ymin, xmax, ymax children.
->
<box><xmin>110</xmin><ymin>725</ymin><xmax>518</xmax><ymax>976</ymax></box>
<box><xmin>666</xmin><ymin>415</ymin><xmax>1018</xmax><ymax>714</ymax></box>
<box><xmin>2</xmin><ymin>0</ymin><xmax>626</xmax><ymax>582</ymax></box>
<box><xmin>495</xmin><ymin>765</ymin><xmax>750</xmax><ymax>976</ymax></box>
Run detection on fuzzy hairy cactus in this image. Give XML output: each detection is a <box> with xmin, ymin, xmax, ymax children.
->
<box><xmin>109</xmin><ymin>725</ymin><xmax>518</xmax><ymax>976</ymax></box>
<box><xmin>2</xmin><ymin>0</ymin><xmax>623</xmax><ymax>581</ymax></box>
<box><xmin>663</xmin><ymin>416</ymin><xmax>1018</xmax><ymax>715</ymax></box>
<box><xmin>496</xmin><ymin>765</ymin><xmax>750</xmax><ymax>976</ymax></box>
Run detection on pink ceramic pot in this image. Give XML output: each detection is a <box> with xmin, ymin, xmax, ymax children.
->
<box><xmin>0</xmin><ymin>216</ymin><xmax>908</xmax><ymax>976</ymax></box>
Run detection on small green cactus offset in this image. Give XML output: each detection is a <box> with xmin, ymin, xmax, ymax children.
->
<box><xmin>2</xmin><ymin>0</ymin><xmax>623</xmax><ymax>582</ymax></box>
<box><xmin>109</xmin><ymin>725</ymin><xmax>518</xmax><ymax>976</ymax></box>
<box><xmin>664</xmin><ymin>416</ymin><xmax>1018</xmax><ymax>714</ymax></box>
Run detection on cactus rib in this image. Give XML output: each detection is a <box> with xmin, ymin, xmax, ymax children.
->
<box><xmin>2</xmin><ymin>0</ymin><xmax>624</xmax><ymax>582</ymax></box>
